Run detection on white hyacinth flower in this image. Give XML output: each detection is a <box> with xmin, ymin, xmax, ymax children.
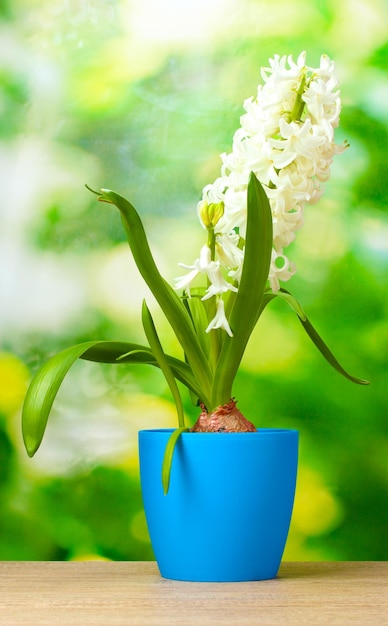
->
<box><xmin>176</xmin><ymin>51</ymin><xmax>347</xmax><ymax>331</ymax></box>
<box><xmin>175</xmin><ymin>244</ymin><xmax>237</xmax><ymax>302</ymax></box>
<box><xmin>205</xmin><ymin>297</ymin><xmax>234</xmax><ymax>337</ymax></box>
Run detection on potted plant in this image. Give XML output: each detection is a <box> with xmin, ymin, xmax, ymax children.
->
<box><xmin>22</xmin><ymin>51</ymin><xmax>368</xmax><ymax>582</ymax></box>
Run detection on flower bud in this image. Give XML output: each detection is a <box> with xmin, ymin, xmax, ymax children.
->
<box><xmin>198</xmin><ymin>200</ymin><xmax>224</xmax><ymax>228</ymax></box>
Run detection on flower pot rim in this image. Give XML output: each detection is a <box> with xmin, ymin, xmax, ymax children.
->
<box><xmin>139</xmin><ymin>427</ymin><xmax>298</xmax><ymax>436</ymax></box>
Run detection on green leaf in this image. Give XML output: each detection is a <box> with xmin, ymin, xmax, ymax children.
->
<box><xmin>90</xmin><ymin>188</ymin><xmax>213</xmax><ymax>408</ymax></box>
<box><xmin>22</xmin><ymin>341</ymin><xmax>106</xmax><ymax>457</ymax></box>
<box><xmin>142</xmin><ymin>301</ymin><xmax>185</xmax><ymax>428</ymax></box>
<box><xmin>161</xmin><ymin>427</ymin><xmax>190</xmax><ymax>495</ymax></box>
<box><xmin>212</xmin><ymin>173</ymin><xmax>273</xmax><ymax>407</ymax></box>
<box><xmin>22</xmin><ymin>339</ymin><xmax>201</xmax><ymax>458</ymax></box>
<box><xmin>116</xmin><ymin>349</ymin><xmax>154</xmax><ymax>360</ymax></box>
<box><xmin>81</xmin><ymin>341</ymin><xmax>203</xmax><ymax>399</ymax></box>
<box><xmin>81</xmin><ymin>341</ymin><xmax>155</xmax><ymax>364</ymax></box>
<box><xmin>298</xmin><ymin>315</ymin><xmax>370</xmax><ymax>385</ymax></box>
<box><xmin>275</xmin><ymin>288</ymin><xmax>307</xmax><ymax>321</ymax></box>
<box><xmin>182</xmin><ymin>289</ymin><xmax>215</xmax><ymax>365</ymax></box>
<box><xmin>264</xmin><ymin>289</ymin><xmax>370</xmax><ymax>385</ymax></box>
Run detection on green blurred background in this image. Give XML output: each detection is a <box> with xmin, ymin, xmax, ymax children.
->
<box><xmin>1</xmin><ymin>0</ymin><xmax>387</xmax><ymax>561</ymax></box>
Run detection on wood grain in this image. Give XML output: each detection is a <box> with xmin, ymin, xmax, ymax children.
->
<box><xmin>0</xmin><ymin>561</ymin><xmax>387</xmax><ymax>625</ymax></box>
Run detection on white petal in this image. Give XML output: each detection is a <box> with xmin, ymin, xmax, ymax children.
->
<box><xmin>205</xmin><ymin>298</ymin><xmax>233</xmax><ymax>337</ymax></box>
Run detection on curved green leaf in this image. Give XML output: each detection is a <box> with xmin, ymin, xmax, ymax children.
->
<box><xmin>263</xmin><ymin>289</ymin><xmax>370</xmax><ymax>385</ymax></box>
<box><xmin>298</xmin><ymin>315</ymin><xmax>370</xmax><ymax>385</ymax></box>
<box><xmin>22</xmin><ymin>339</ymin><xmax>200</xmax><ymax>458</ymax></box>
<box><xmin>90</xmin><ymin>188</ymin><xmax>212</xmax><ymax>408</ymax></box>
<box><xmin>212</xmin><ymin>173</ymin><xmax>273</xmax><ymax>407</ymax></box>
<box><xmin>81</xmin><ymin>341</ymin><xmax>202</xmax><ymax>398</ymax></box>
<box><xmin>81</xmin><ymin>341</ymin><xmax>154</xmax><ymax>364</ymax></box>
<box><xmin>142</xmin><ymin>301</ymin><xmax>185</xmax><ymax>428</ymax></box>
<box><xmin>22</xmin><ymin>340</ymin><xmax>106</xmax><ymax>457</ymax></box>
<box><xmin>161</xmin><ymin>427</ymin><xmax>190</xmax><ymax>495</ymax></box>
<box><xmin>276</xmin><ymin>288</ymin><xmax>307</xmax><ymax>321</ymax></box>
<box><xmin>182</xmin><ymin>291</ymin><xmax>212</xmax><ymax>362</ymax></box>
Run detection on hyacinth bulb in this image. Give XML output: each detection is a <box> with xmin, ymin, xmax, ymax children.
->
<box><xmin>190</xmin><ymin>399</ymin><xmax>256</xmax><ymax>433</ymax></box>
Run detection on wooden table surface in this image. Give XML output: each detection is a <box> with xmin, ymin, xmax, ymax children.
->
<box><xmin>0</xmin><ymin>561</ymin><xmax>387</xmax><ymax>625</ymax></box>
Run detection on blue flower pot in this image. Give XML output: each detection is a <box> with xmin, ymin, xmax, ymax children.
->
<box><xmin>139</xmin><ymin>428</ymin><xmax>298</xmax><ymax>582</ymax></box>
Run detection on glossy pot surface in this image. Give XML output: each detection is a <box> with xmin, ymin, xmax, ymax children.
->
<box><xmin>139</xmin><ymin>428</ymin><xmax>298</xmax><ymax>582</ymax></box>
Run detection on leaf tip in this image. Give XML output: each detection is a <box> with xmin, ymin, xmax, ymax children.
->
<box><xmin>85</xmin><ymin>184</ymin><xmax>116</xmax><ymax>204</ymax></box>
<box><xmin>85</xmin><ymin>183</ymin><xmax>100</xmax><ymax>195</ymax></box>
<box><xmin>23</xmin><ymin>436</ymin><xmax>39</xmax><ymax>458</ymax></box>
<box><xmin>162</xmin><ymin>469</ymin><xmax>171</xmax><ymax>496</ymax></box>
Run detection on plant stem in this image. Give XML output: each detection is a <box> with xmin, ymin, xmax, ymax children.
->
<box><xmin>289</xmin><ymin>70</ymin><xmax>307</xmax><ymax>122</ymax></box>
<box><xmin>207</xmin><ymin>226</ymin><xmax>216</xmax><ymax>262</ymax></box>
